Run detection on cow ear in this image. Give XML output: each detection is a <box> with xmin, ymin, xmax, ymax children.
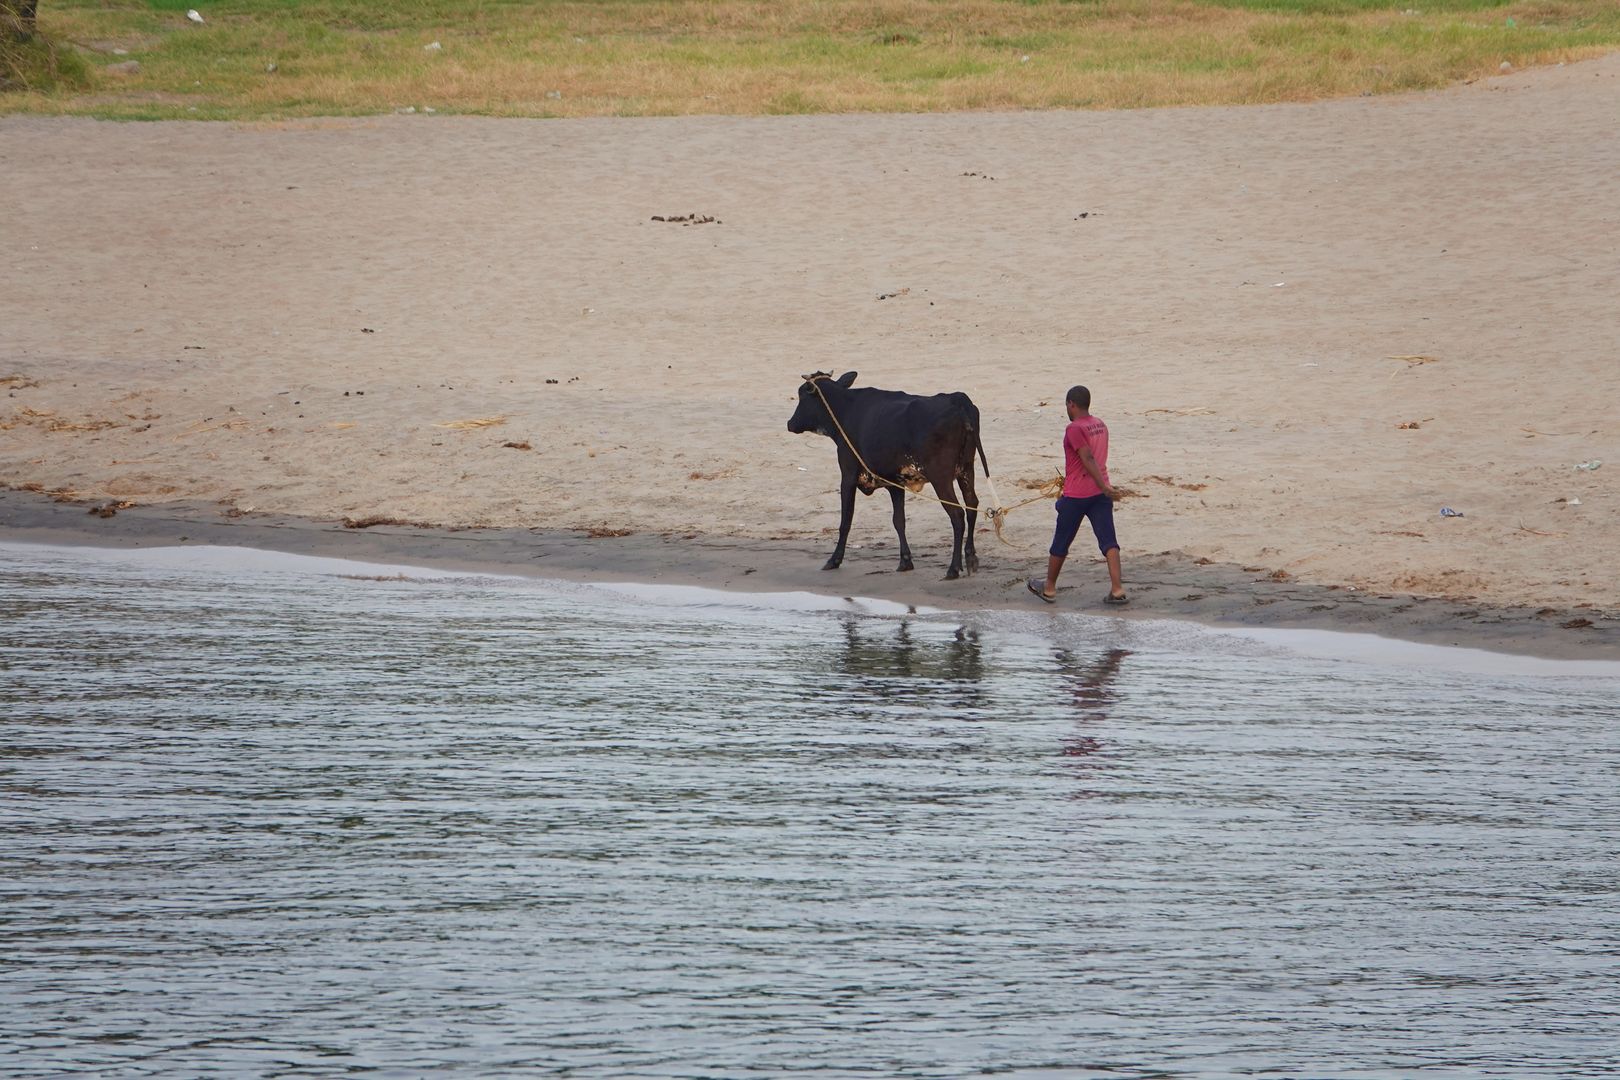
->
<box><xmin>836</xmin><ymin>371</ymin><xmax>857</xmax><ymax>388</ymax></box>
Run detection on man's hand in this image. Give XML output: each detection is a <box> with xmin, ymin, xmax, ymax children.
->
<box><xmin>1104</xmin><ymin>484</ymin><xmax>1120</xmax><ymax>501</ymax></box>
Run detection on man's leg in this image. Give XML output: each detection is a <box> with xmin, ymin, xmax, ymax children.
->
<box><xmin>1104</xmin><ymin>547</ymin><xmax>1124</xmax><ymax>599</ymax></box>
<box><xmin>1043</xmin><ymin>553</ymin><xmax>1065</xmax><ymax>598</ymax></box>
<box><xmin>1038</xmin><ymin>498</ymin><xmax>1084</xmax><ymax>599</ymax></box>
<box><xmin>1089</xmin><ymin>497</ymin><xmax>1126</xmax><ymax>600</ymax></box>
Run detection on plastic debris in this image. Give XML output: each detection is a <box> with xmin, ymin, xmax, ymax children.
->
<box><xmin>1440</xmin><ymin>507</ymin><xmax>1465</xmax><ymax>518</ymax></box>
<box><xmin>424</xmin><ymin>41</ymin><xmax>442</xmax><ymax>52</ymax></box>
<box><xmin>1574</xmin><ymin>460</ymin><xmax>1602</xmax><ymax>471</ymax></box>
<box><xmin>186</xmin><ymin>9</ymin><xmax>204</xmax><ymax>24</ymax></box>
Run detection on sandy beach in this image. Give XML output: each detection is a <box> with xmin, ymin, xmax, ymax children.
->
<box><xmin>3</xmin><ymin>55</ymin><xmax>1617</xmax><ymax>655</ymax></box>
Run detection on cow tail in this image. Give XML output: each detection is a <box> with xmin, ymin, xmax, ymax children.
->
<box><xmin>967</xmin><ymin>399</ymin><xmax>990</xmax><ymax>477</ymax></box>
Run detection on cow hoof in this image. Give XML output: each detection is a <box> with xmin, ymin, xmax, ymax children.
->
<box><xmin>965</xmin><ymin>556</ymin><xmax>979</xmax><ymax>575</ymax></box>
<box><xmin>944</xmin><ymin>568</ymin><xmax>961</xmax><ymax>581</ymax></box>
<box><xmin>822</xmin><ymin>558</ymin><xmax>842</xmax><ymax>571</ymax></box>
<box><xmin>897</xmin><ymin>558</ymin><xmax>914</xmax><ymax>573</ymax></box>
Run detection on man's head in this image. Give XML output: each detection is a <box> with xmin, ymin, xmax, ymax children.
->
<box><xmin>1065</xmin><ymin>385</ymin><xmax>1091</xmax><ymax>419</ymax></box>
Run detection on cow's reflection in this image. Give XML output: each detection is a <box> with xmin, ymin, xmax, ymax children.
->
<box><xmin>835</xmin><ymin>617</ymin><xmax>986</xmax><ymax>688</ymax></box>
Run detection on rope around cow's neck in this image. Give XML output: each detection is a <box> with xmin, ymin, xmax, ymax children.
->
<box><xmin>802</xmin><ymin>375</ymin><xmax>1060</xmax><ymax>547</ymax></box>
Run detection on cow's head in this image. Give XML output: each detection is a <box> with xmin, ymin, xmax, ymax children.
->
<box><xmin>787</xmin><ymin>371</ymin><xmax>857</xmax><ymax>435</ymax></box>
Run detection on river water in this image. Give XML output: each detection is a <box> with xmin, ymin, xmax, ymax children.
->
<box><xmin>2</xmin><ymin>542</ymin><xmax>1618</xmax><ymax>1078</ymax></box>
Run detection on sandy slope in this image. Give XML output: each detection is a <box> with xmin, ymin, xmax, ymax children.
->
<box><xmin>2</xmin><ymin>56</ymin><xmax>1617</xmax><ymax>615</ymax></box>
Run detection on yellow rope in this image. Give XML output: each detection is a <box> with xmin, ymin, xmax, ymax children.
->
<box><xmin>803</xmin><ymin>375</ymin><xmax>1060</xmax><ymax>545</ymax></box>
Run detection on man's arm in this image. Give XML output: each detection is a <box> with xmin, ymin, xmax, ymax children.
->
<box><xmin>1078</xmin><ymin>445</ymin><xmax>1118</xmax><ymax>500</ymax></box>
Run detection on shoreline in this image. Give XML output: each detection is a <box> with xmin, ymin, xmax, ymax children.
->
<box><xmin>4</xmin><ymin>489</ymin><xmax>1614</xmax><ymax>662</ymax></box>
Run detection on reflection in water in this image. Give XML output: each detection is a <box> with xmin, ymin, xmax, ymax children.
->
<box><xmin>1056</xmin><ymin>647</ymin><xmax>1130</xmax><ymax>794</ymax></box>
<box><xmin>835</xmin><ymin>616</ymin><xmax>986</xmax><ymax>687</ymax></box>
<box><xmin>4</xmin><ymin>544</ymin><xmax>1620</xmax><ymax>1079</ymax></box>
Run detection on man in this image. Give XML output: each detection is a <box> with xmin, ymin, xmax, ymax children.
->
<box><xmin>1028</xmin><ymin>385</ymin><xmax>1128</xmax><ymax>606</ymax></box>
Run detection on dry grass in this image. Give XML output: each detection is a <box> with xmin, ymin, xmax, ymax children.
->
<box><xmin>1</xmin><ymin>406</ymin><xmax>122</xmax><ymax>432</ymax></box>
<box><xmin>2</xmin><ymin>0</ymin><xmax>1616</xmax><ymax>120</ymax></box>
<box><xmin>341</xmin><ymin>514</ymin><xmax>438</xmax><ymax>529</ymax></box>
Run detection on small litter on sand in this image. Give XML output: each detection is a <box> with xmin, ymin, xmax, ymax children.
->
<box><xmin>175</xmin><ymin>418</ymin><xmax>247</xmax><ymax>438</ymax></box>
<box><xmin>1389</xmin><ymin>354</ymin><xmax>1438</xmax><ymax>365</ymax></box>
<box><xmin>1440</xmin><ymin>507</ymin><xmax>1465</xmax><ymax>518</ymax></box>
<box><xmin>1574</xmin><ymin>460</ymin><xmax>1602</xmax><ymax>471</ymax></box>
<box><xmin>434</xmin><ymin>416</ymin><xmax>508</xmax><ymax>429</ymax></box>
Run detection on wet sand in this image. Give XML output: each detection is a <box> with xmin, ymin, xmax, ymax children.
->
<box><xmin>3</xmin><ymin>489</ymin><xmax>1614</xmax><ymax>660</ymax></box>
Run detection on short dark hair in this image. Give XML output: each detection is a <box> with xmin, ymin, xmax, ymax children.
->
<box><xmin>1066</xmin><ymin>385</ymin><xmax>1091</xmax><ymax>410</ymax></box>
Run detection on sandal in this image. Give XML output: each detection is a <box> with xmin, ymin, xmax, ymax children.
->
<box><xmin>1027</xmin><ymin>577</ymin><xmax>1055</xmax><ymax>604</ymax></box>
<box><xmin>1103</xmin><ymin>593</ymin><xmax>1130</xmax><ymax>606</ymax></box>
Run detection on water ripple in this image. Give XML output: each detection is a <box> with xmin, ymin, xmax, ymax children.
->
<box><xmin>2</xmin><ymin>543</ymin><xmax>1618</xmax><ymax>1077</ymax></box>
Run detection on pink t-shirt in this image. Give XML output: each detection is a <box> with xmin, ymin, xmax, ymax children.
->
<box><xmin>1063</xmin><ymin>415</ymin><xmax>1110</xmax><ymax>498</ymax></box>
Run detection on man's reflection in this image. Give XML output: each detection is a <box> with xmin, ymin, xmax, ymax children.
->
<box><xmin>1056</xmin><ymin>647</ymin><xmax>1129</xmax><ymax>792</ymax></box>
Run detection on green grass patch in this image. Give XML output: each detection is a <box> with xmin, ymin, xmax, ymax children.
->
<box><xmin>1</xmin><ymin>0</ymin><xmax>1615</xmax><ymax>120</ymax></box>
<box><xmin>2</xmin><ymin>14</ymin><xmax>91</xmax><ymax>93</ymax></box>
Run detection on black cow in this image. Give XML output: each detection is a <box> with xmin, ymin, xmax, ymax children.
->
<box><xmin>787</xmin><ymin>371</ymin><xmax>989</xmax><ymax>580</ymax></box>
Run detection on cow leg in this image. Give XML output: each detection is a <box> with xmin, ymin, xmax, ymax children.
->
<box><xmin>823</xmin><ymin>475</ymin><xmax>857</xmax><ymax>570</ymax></box>
<box><xmin>888</xmin><ymin>487</ymin><xmax>914</xmax><ymax>571</ymax></box>
<box><xmin>958</xmin><ymin>469</ymin><xmax>980</xmax><ymax>575</ymax></box>
<box><xmin>931</xmin><ymin>478</ymin><xmax>966</xmax><ymax>580</ymax></box>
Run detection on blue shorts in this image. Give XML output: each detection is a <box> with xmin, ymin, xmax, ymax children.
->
<box><xmin>1050</xmin><ymin>494</ymin><xmax>1119</xmax><ymax>558</ymax></box>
